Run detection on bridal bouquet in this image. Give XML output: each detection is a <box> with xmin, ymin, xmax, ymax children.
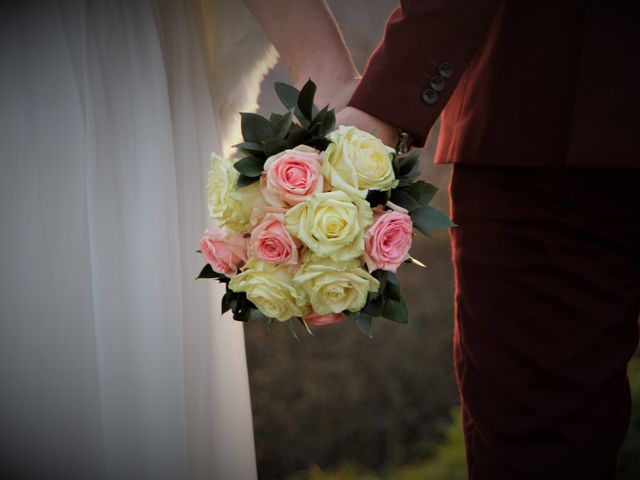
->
<box><xmin>197</xmin><ymin>80</ymin><xmax>453</xmax><ymax>336</ymax></box>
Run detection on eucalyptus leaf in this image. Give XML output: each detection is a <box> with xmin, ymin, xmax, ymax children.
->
<box><xmin>233</xmin><ymin>156</ymin><xmax>264</xmax><ymax>177</ymax></box>
<box><xmin>386</xmin><ymin>271</ymin><xmax>400</xmax><ymax>286</ymax></box>
<box><xmin>240</xmin><ymin>112</ymin><xmax>275</xmax><ymax>142</ymax></box>
<box><xmin>398</xmin><ymin>151</ymin><xmax>421</xmax><ymax>176</ymax></box>
<box><xmin>274</xmin><ymin>82</ymin><xmax>300</xmax><ymax>110</ymax></box>
<box><xmin>390</xmin><ymin>189</ymin><xmax>421</xmax><ymax>211</ymax></box>
<box><xmin>286</xmin><ymin>125</ymin><xmax>312</xmax><ymax>148</ymax></box>
<box><xmin>385</xmin><ymin>282</ymin><xmax>402</xmax><ymax>302</ymax></box>
<box><xmin>305</xmin><ymin>137</ymin><xmax>331</xmax><ymax>151</ymax></box>
<box><xmin>312</xmin><ymin>105</ymin><xmax>329</xmax><ymax>126</ymax></box>
<box><xmin>297</xmin><ymin>79</ymin><xmax>317</xmax><ymax>121</ymax></box>
<box><xmin>233</xmin><ymin>141</ymin><xmax>264</xmax><ymax>156</ymax></box>
<box><xmin>320</xmin><ymin>109</ymin><xmax>336</xmax><ymax>136</ymax></box>
<box><xmin>363</xmin><ymin>291</ymin><xmax>385</xmax><ymax>317</ymax></box>
<box><xmin>269</xmin><ymin>112</ymin><xmax>283</xmax><ymax>124</ymax></box>
<box><xmin>382</xmin><ymin>297</ymin><xmax>409</xmax><ymax>324</ymax></box>
<box><xmin>196</xmin><ymin>263</ymin><xmax>225</xmax><ymax>280</ymax></box>
<box><xmin>275</xmin><ymin>109</ymin><xmax>294</xmax><ymax>139</ymax></box>
<box><xmin>262</xmin><ymin>138</ymin><xmax>287</xmax><ymax>157</ymax></box>
<box><xmin>366</xmin><ymin>189</ymin><xmax>388</xmax><ymax>208</ymax></box>
<box><xmin>392</xmin><ymin>155</ymin><xmax>400</xmax><ymax>179</ymax></box>
<box><xmin>411</xmin><ymin>205</ymin><xmax>456</xmax><ymax>232</ymax></box>
<box><xmin>236</xmin><ymin>173</ymin><xmax>260</xmax><ymax>188</ymax></box>
<box><xmin>408</xmin><ymin>181</ymin><xmax>439</xmax><ymax>205</ymax></box>
<box><xmin>355</xmin><ymin>313</ymin><xmax>373</xmax><ymax>338</ymax></box>
<box><xmin>221</xmin><ymin>292</ymin><xmax>233</xmax><ymax>314</ymax></box>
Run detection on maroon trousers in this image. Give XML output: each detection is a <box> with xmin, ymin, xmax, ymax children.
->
<box><xmin>450</xmin><ymin>165</ymin><xmax>640</xmax><ymax>480</ymax></box>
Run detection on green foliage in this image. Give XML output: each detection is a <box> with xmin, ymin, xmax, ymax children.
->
<box><xmin>288</xmin><ymin>463</ymin><xmax>380</xmax><ymax>480</ymax></box>
<box><xmin>411</xmin><ymin>206</ymin><xmax>456</xmax><ymax>238</ymax></box>
<box><xmin>286</xmin><ymin>357</ymin><xmax>640</xmax><ymax>480</ymax></box>
<box><xmin>195</xmin><ymin>263</ymin><xmax>227</xmax><ymax>282</ymax></box>
<box><xmin>347</xmin><ymin>270</ymin><xmax>410</xmax><ymax>337</ymax></box>
<box><xmin>286</xmin><ymin>408</ymin><xmax>467</xmax><ymax>480</ymax></box>
<box><xmin>394</xmin><ymin>408</ymin><xmax>467</xmax><ymax>480</ymax></box>
<box><xmin>233</xmin><ymin>156</ymin><xmax>264</xmax><ymax>177</ymax></box>
<box><xmin>234</xmin><ymin>80</ymin><xmax>336</xmax><ymax>188</ymax></box>
<box><xmin>618</xmin><ymin>357</ymin><xmax>640</xmax><ymax>480</ymax></box>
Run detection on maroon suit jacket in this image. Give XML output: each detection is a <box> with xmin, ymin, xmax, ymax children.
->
<box><xmin>349</xmin><ymin>1</ymin><xmax>640</xmax><ymax>168</ymax></box>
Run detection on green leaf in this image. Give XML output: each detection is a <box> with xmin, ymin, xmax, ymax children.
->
<box><xmin>196</xmin><ymin>263</ymin><xmax>226</xmax><ymax>280</ymax></box>
<box><xmin>233</xmin><ymin>156</ymin><xmax>264</xmax><ymax>177</ymax></box>
<box><xmin>231</xmin><ymin>294</ymin><xmax>266</xmax><ymax>322</ymax></box>
<box><xmin>392</xmin><ymin>155</ymin><xmax>400</xmax><ymax>180</ymax></box>
<box><xmin>411</xmin><ymin>206</ymin><xmax>456</xmax><ymax>236</ymax></box>
<box><xmin>312</xmin><ymin>105</ymin><xmax>329</xmax><ymax>126</ymax></box>
<box><xmin>355</xmin><ymin>313</ymin><xmax>373</xmax><ymax>338</ymax></box>
<box><xmin>398</xmin><ymin>150</ymin><xmax>421</xmax><ymax>176</ymax></box>
<box><xmin>236</xmin><ymin>173</ymin><xmax>260</xmax><ymax>188</ymax></box>
<box><xmin>221</xmin><ymin>291</ymin><xmax>233</xmax><ymax>314</ymax></box>
<box><xmin>262</xmin><ymin>138</ymin><xmax>287</xmax><ymax>158</ymax></box>
<box><xmin>275</xmin><ymin>109</ymin><xmax>294</xmax><ymax>139</ymax></box>
<box><xmin>240</xmin><ymin>112</ymin><xmax>275</xmax><ymax>142</ymax></box>
<box><xmin>363</xmin><ymin>291</ymin><xmax>385</xmax><ymax>317</ymax></box>
<box><xmin>320</xmin><ymin>109</ymin><xmax>336</xmax><ymax>137</ymax></box>
<box><xmin>371</xmin><ymin>269</ymin><xmax>389</xmax><ymax>294</ymax></box>
<box><xmin>233</xmin><ymin>141</ymin><xmax>264</xmax><ymax>156</ymax></box>
<box><xmin>305</xmin><ymin>136</ymin><xmax>332</xmax><ymax>151</ymax></box>
<box><xmin>285</xmin><ymin>125</ymin><xmax>312</xmax><ymax>149</ymax></box>
<box><xmin>344</xmin><ymin>310</ymin><xmax>359</xmax><ymax>320</ymax></box>
<box><xmin>297</xmin><ymin>79</ymin><xmax>317</xmax><ymax>120</ymax></box>
<box><xmin>269</xmin><ymin>112</ymin><xmax>283</xmax><ymax>124</ymax></box>
<box><xmin>274</xmin><ymin>82</ymin><xmax>300</xmax><ymax>110</ymax></box>
<box><xmin>390</xmin><ymin>189</ymin><xmax>421</xmax><ymax>211</ymax></box>
<box><xmin>386</xmin><ymin>271</ymin><xmax>400</xmax><ymax>286</ymax></box>
<box><xmin>408</xmin><ymin>180</ymin><xmax>439</xmax><ymax>205</ymax></box>
<box><xmin>382</xmin><ymin>296</ymin><xmax>409</xmax><ymax>324</ymax></box>
<box><xmin>366</xmin><ymin>189</ymin><xmax>389</xmax><ymax>208</ymax></box>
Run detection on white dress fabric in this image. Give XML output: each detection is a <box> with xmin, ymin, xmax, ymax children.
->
<box><xmin>0</xmin><ymin>1</ymin><xmax>275</xmax><ymax>478</ymax></box>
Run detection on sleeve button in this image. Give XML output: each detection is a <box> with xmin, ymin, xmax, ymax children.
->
<box><xmin>422</xmin><ymin>88</ymin><xmax>438</xmax><ymax>105</ymax></box>
<box><xmin>430</xmin><ymin>75</ymin><xmax>446</xmax><ymax>92</ymax></box>
<box><xmin>438</xmin><ymin>62</ymin><xmax>454</xmax><ymax>79</ymax></box>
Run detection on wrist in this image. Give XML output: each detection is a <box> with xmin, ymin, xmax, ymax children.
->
<box><xmin>336</xmin><ymin>107</ymin><xmax>398</xmax><ymax>148</ymax></box>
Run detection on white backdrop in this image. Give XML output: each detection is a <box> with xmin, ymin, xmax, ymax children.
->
<box><xmin>0</xmin><ymin>1</ymin><xmax>259</xmax><ymax>478</ymax></box>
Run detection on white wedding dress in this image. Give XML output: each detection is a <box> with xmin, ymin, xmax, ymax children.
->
<box><xmin>0</xmin><ymin>1</ymin><xmax>276</xmax><ymax>478</ymax></box>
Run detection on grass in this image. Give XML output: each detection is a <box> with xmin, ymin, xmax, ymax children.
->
<box><xmin>289</xmin><ymin>357</ymin><xmax>640</xmax><ymax>480</ymax></box>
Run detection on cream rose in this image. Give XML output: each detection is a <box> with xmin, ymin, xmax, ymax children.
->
<box><xmin>285</xmin><ymin>190</ymin><xmax>373</xmax><ymax>262</ymax></box>
<box><xmin>260</xmin><ymin>145</ymin><xmax>324</xmax><ymax>207</ymax></box>
<box><xmin>294</xmin><ymin>254</ymin><xmax>379</xmax><ymax>315</ymax></box>
<box><xmin>322</xmin><ymin>125</ymin><xmax>397</xmax><ymax>197</ymax></box>
<box><xmin>228</xmin><ymin>259</ymin><xmax>309</xmax><ymax>321</ymax></box>
<box><xmin>207</xmin><ymin>153</ymin><xmax>266</xmax><ymax>232</ymax></box>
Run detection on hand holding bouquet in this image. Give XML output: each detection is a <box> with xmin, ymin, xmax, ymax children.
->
<box><xmin>198</xmin><ymin>80</ymin><xmax>454</xmax><ymax>336</ymax></box>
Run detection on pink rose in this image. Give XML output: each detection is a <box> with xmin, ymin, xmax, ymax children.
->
<box><xmin>364</xmin><ymin>209</ymin><xmax>413</xmax><ymax>273</ymax></box>
<box><xmin>260</xmin><ymin>145</ymin><xmax>324</xmax><ymax>207</ymax></box>
<box><xmin>249</xmin><ymin>212</ymin><xmax>301</xmax><ymax>265</ymax></box>
<box><xmin>304</xmin><ymin>312</ymin><xmax>345</xmax><ymax>327</ymax></box>
<box><xmin>200</xmin><ymin>228</ymin><xmax>248</xmax><ymax>276</ymax></box>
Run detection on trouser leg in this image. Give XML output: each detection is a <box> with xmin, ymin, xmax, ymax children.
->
<box><xmin>450</xmin><ymin>165</ymin><xmax>640</xmax><ymax>480</ymax></box>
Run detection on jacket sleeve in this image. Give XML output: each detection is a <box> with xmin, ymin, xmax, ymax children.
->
<box><xmin>348</xmin><ymin>0</ymin><xmax>503</xmax><ymax>146</ymax></box>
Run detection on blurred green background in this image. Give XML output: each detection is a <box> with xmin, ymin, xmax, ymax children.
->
<box><xmin>248</xmin><ymin>1</ymin><xmax>640</xmax><ymax>478</ymax></box>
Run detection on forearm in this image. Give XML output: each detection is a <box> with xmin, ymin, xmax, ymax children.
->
<box><xmin>244</xmin><ymin>0</ymin><xmax>358</xmax><ymax>106</ymax></box>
